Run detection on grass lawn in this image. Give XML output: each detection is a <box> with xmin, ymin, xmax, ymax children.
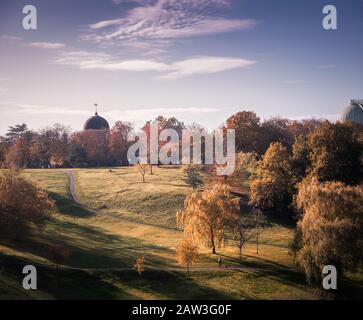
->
<box><xmin>0</xmin><ymin>168</ymin><xmax>361</xmax><ymax>299</ymax></box>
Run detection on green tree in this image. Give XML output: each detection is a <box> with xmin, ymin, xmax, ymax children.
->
<box><xmin>290</xmin><ymin>135</ymin><xmax>311</xmax><ymax>184</ymax></box>
<box><xmin>68</xmin><ymin>144</ymin><xmax>88</xmax><ymax>167</ymax></box>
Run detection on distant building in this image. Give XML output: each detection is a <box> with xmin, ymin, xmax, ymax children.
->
<box><xmin>83</xmin><ymin>111</ymin><xmax>110</xmax><ymax>131</ymax></box>
<box><xmin>341</xmin><ymin>100</ymin><xmax>363</xmax><ymax>126</ymax></box>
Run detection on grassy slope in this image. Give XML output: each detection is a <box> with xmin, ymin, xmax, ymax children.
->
<box><xmin>74</xmin><ymin>167</ymin><xmax>188</xmax><ymax>229</ymax></box>
<box><xmin>74</xmin><ymin>167</ymin><xmax>295</xmax><ymax>246</ymax></box>
<box><xmin>0</xmin><ymin>168</ymin><xmax>358</xmax><ymax>300</ymax></box>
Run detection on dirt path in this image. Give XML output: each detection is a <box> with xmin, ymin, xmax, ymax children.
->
<box><xmin>64</xmin><ymin>170</ymin><xmax>188</xmax><ymax>233</ymax></box>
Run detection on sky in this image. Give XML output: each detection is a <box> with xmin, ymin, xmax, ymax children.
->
<box><xmin>0</xmin><ymin>0</ymin><xmax>362</xmax><ymax>134</ymax></box>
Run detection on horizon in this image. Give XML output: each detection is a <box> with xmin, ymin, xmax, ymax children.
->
<box><xmin>0</xmin><ymin>0</ymin><xmax>362</xmax><ymax>134</ymax></box>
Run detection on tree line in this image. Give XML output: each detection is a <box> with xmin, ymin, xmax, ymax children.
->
<box><xmin>0</xmin><ymin>111</ymin><xmax>332</xmax><ymax>170</ymax></box>
<box><xmin>175</xmin><ymin>119</ymin><xmax>363</xmax><ymax>285</ymax></box>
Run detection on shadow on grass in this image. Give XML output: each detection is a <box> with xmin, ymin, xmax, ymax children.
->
<box><xmin>0</xmin><ymin>253</ymin><xmax>136</xmax><ymax>300</ymax></box>
<box><xmin>1</xmin><ymin>216</ymin><xmax>177</xmax><ymax>270</ymax></box>
<box><xmin>0</xmin><ymin>253</ymin><xmax>237</xmax><ymax>300</ymax></box>
<box><xmin>218</xmin><ymin>253</ymin><xmax>309</xmax><ymax>289</ymax></box>
<box><xmin>106</xmin><ymin>270</ymin><xmax>236</xmax><ymax>300</ymax></box>
<box><xmin>49</xmin><ymin>192</ymin><xmax>94</xmax><ymax>218</ymax></box>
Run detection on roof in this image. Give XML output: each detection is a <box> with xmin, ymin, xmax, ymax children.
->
<box><xmin>83</xmin><ymin>112</ymin><xmax>110</xmax><ymax>130</ymax></box>
<box><xmin>341</xmin><ymin>100</ymin><xmax>363</xmax><ymax>126</ymax></box>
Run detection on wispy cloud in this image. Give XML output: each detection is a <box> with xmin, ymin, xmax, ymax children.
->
<box><xmin>290</xmin><ymin>113</ymin><xmax>340</xmax><ymax>122</ymax></box>
<box><xmin>0</xmin><ymin>102</ymin><xmax>220</xmax><ymax>125</ymax></box>
<box><xmin>160</xmin><ymin>57</ymin><xmax>256</xmax><ymax>79</ymax></box>
<box><xmin>104</xmin><ymin>107</ymin><xmax>221</xmax><ymax>122</ymax></box>
<box><xmin>28</xmin><ymin>42</ymin><xmax>66</xmax><ymax>49</ymax></box>
<box><xmin>81</xmin><ymin>0</ymin><xmax>258</xmax><ymax>50</ymax></box>
<box><xmin>1</xmin><ymin>35</ymin><xmax>22</xmax><ymax>42</ymax></box>
<box><xmin>55</xmin><ymin>50</ymin><xmax>256</xmax><ymax>78</ymax></box>
<box><xmin>0</xmin><ymin>102</ymin><xmax>89</xmax><ymax>116</ymax></box>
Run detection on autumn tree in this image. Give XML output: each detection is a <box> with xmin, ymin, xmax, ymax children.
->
<box><xmin>5</xmin><ymin>139</ymin><xmax>25</xmax><ymax>170</ymax></box>
<box><xmin>45</xmin><ymin>124</ymin><xmax>71</xmax><ymax>167</ymax></box>
<box><xmin>176</xmin><ymin>237</ymin><xmax>199</xmax><ymax>276</ymax></box>
<box><xmin>290</xmin><ymin>135</ymin><xmax>311</xmax><ymax>184</ymax></box>
<box><xmin>155</xmin><ymin>116</ymin><xmax>186</xmax><ymax>136</ymax></box>
<box><xmin>135</xmin><ymin>163</ymin><xmax>148</xmax><ymax>183</ymax></box>
<box><xmin>226</xmin><ymin>111</ymin><xmax>262</xmax><ymax>154</ymax></box>
<box><xmin>0</xmin><ymin>137</ymin><xmax>8</xmax><ymax>167</ymax></box>
<box><xmin>307</xmin><ymin>122</ymin><xmax>362</xmax><ymax>185</ymax></box>
<box><xmin>0</xmin><ymin>172</ymin><xmax>54</xmax><ymax>240</ymax></box>
<box><xmin>293</xmin><ymin>178</ymin><xmax>363</xmax><ymax>284</ymax></box>
<box><xmin>287</xmin><ymin>119</ymin><xmax>324</xmax><ymax>138</ymax></box>
<box><xmin>260</xmin><ymin>117</ymin><xmax>294</xmax><ymax>151</ymax></box>
<box><xmin>229</xmin><ymin>152</ymin><xmax>257</xmax><ymax>188</ymax></box>
<box><xmin>182</xmin><ymin>164</ymin><xmax>203</xmax><ymax>189</ymax></box>
<box><xmin>177</xmin><ymin>183</ymin><xmax>239</xmax><ymax>254</ymax></box>
<box><xmin>250</xmin><ymin>142</ymin><xmax>293</xmax><ymax>212</ymax></box>
<box><xmin>109</xmin><ymin>121</ymin><xmax>133</xmax><ymax>166</ymax></box>
<box><xmin>5</xmin><ymin>124</ymin><xmax>34</xmax><ymax>167</ymax></box>
<box><xmin>71</xmin><ymin>130</ymin><xmax>110</xmax><ymax>166</ymax></box>
<box><xmin>134</xmin><ymin>256</ymin><xmax>145</xmax><ymax>276</ymax></box>
<box><xmin>48</xmin><ymin>244</ymin><xmax>71</xmax><ymax>271</ymax></box>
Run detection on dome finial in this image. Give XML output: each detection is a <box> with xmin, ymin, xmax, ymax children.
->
<box><xmin>94</xmin><ymin>103</ymin><xmax>98</xmax><ymax>116</ymax></box>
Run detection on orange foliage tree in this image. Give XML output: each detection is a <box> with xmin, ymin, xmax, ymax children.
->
<box><xmin>109</xmin><ymin>121</ymin><xmax>133</xmax><ymax>166</ymax></box>
<box><xmin>177</xmin><ymin>183</ymin><xmax>239</xmax><ymax>254</ymax></box>
<box><xmin>293</xmin><ymin>178</ymin><xmax>363</xmax><ymax>284</ymax></box>
<box><xmin>0</xmin><ymin>172</ymin><xmax>54</xmax><ymax>240</ymax></box>
<box><xmin>134</xmin><ymin>256</ymin><xmax>145</xmax><ymax>276</ymax></box>
<box><xmin>176</xmin><ymin>237</ymin><xmax>199</xmax><ymax>276</ymax></box>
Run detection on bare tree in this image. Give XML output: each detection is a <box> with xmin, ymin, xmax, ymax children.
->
<box><xmin>135</xmin><ymin>163</ymin><xmax>148</xmax><ymax>183</ymax></box>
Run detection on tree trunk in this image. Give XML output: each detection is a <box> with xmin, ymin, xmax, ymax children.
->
<box><xmin>256</xmin><ymin>235</ymin><xmax>259</xmax><ymax>254</ymax></box>
<box><xmin>210</xmin><ymin>228</ymin><xmax>216</xmax><ymax>254</ymax></box>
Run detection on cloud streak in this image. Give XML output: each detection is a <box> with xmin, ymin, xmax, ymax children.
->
<box><xmin>28</xmin><ymin>42</ymin><xmax>66</xmax><ymax>49</ymax></box>
<box><xmin>55</xmin><ymin>50</ymin><xmax>256</xmax><ymax>78</ymax></box>
<box><xmin>0</xmin><ymin>102</ymin><xmax>221</xmax><ymax>125</ymax></box>
<box><xmin>81</xmin><ymin>0</ymin><xmax>257</xmax><ymax>49</ymax></box>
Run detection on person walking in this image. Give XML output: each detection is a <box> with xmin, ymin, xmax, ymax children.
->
<box><xmin>218</xmin><ymin>256</ymin><xmax>222</xmax><ymax>268</ymax></box>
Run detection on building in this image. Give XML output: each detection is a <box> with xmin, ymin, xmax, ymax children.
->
<box><xmin>341</xmin><ymin>100</ymin><xmax>363</xmax><ymax>126</ymax></box>
<box><xmin>83</xmin><ymin>111</ymin><xmax>110</xmax><ymax>131</ymax></box>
